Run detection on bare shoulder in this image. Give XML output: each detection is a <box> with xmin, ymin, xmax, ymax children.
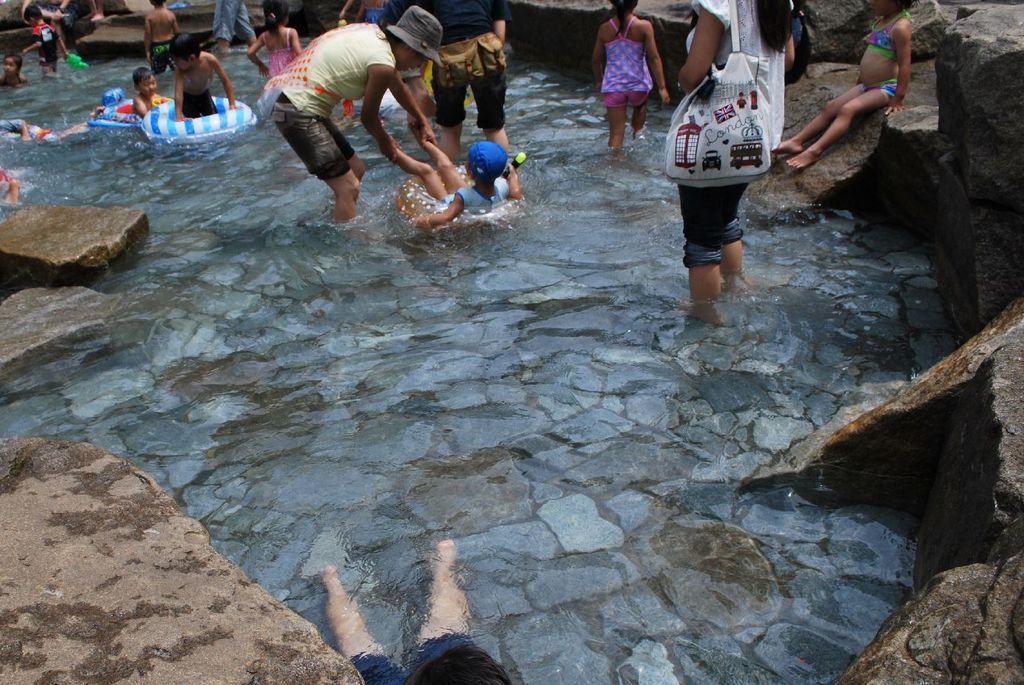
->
<box><xmin>597</xmin><ymin>20</ymin><xmax>616</xmax><ymax>40</ymax></box>
<box><xmin>893</xmin><ymin>17</ymin><xmax>912</xmax><ymax>37</ymax></box>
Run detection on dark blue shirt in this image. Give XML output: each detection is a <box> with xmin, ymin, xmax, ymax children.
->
<box><xmin>383</xmin><ymin>0</ymin><xmax>511</xmax><ymax>45</ymax></box>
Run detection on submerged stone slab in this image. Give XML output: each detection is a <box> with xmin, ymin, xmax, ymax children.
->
<box><xmin>746</xmin><ymin>297</ymin><xmax>1024</xmax><ymax>515</ymax></box>
<box><xmin>537</xmin><ymin>493</ymin><xmax>624</xmax><ymax>553</ymax></box>
<box><xmin>838</xmin><ymin>554</ymin><xmax>1024</xmax><ymax>685</ymax></box>
<box><xmin>0</xmin><ymin>438</ymin><xmax>361</xmax><ymax>685</ymax></box>
<box><xmin>0</xmin><ymin>287</ymin><xmax>120</xmax><ymax>376</ymax></box>
<box><xmin>0</xmin><ymin>205</ymin><xmax>148</xmax><ymax>287</ymax></box>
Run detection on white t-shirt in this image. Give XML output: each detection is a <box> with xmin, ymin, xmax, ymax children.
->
<box><xmin>688</xmin><ymin>0</ymin><xmax>787</xmax><ymax>146</ymax></box>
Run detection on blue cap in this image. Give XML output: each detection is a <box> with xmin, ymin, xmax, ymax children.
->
<box><xmin>102</xmin><ymin>88</ymin><xmax>125</xmax><ymax>108</ymax></box>
<box><xmin>467</xmin><ymin>142</ymin><xmax>508</xmax><ymax>184</ymax></box>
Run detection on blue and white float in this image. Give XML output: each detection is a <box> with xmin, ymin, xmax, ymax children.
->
<box><xmin>87</xmin><ymin>88</ymin><xmax>143</xmax><ymax>129</ymax></box>
<box><xmin>141</xmin><ymin>97</ymin><xmax>256</xmax><ymax>144</ymax></box>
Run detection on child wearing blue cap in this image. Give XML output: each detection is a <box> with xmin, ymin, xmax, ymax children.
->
<box><xmin>410</xmin><ymin>141</ymin><xmax>523</xmax><ymax>232</ymax></box>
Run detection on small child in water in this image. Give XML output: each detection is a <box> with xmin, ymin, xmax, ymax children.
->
<box><xmin>409</xmin><ymin>141</ymin><xmax>523</xmax><ymax>232</ymax></box>
<box><xmin>169</xmin><ymin>32</ymin><xmax>236</xmax><ymax>121</ymax></box>
<box><xmin>131</xmin><ymin>66</ymin><xmax>170</xmax><ymax>116</ymax></box>
<box><xmin>776</xmin><ymin>0</ymin><xmax>915</xmax><ymax>169</ymax></box>
<box><xmin>1</xmin><ymin>54</ymin><xmax>28</xmax><ymax>88</ymax></box>
<box><xmin>22</xmin><ymin>5</ymin><xmax>67</xmax><ymax>78</ymax></box>
<box><xmin>144</xmin><ymin>0</ymin><xmax>180</xmax><ymax>75</ymax></box>
<box><xmin>591</xmin><ymin>0</ymin><xmax>669</xmax><ymax>148</ymax></box>
<box><xmin>247</xmin><ymin>0</ymin><xmax>301</xmax><ymax>77</ymax></box>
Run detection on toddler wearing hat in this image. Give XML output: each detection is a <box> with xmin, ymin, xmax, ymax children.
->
<box><xmin>410</xmin><ymin>141</ymin><xmax>523</xmax><ymax>232</ymax></box>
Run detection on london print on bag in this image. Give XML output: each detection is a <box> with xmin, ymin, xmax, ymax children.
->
<box><xmin>665</xmin><ymin>0</ymin><xmax>772</xmax><ymax>188</ymax></box>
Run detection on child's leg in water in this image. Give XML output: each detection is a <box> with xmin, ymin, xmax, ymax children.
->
<box><xmin>423</xmin><ymin>140</ymin><xmax>463</xmax><ymax>195</ymax></box>
<box><xmin>776</xmin><ymin>85</ymin><xmax>863</xmax><ymax>157</ymax></box>
<box><xmin>606</xmin><ymin>106</ymin><xmax>627</xmax><ymax>148</ymax></box>
<box><xmin>787</xmin><ymin>88</ymin><xmax>890</xmax><ymax>169</ymax></box>
<box><xmin>418</xmin><ymin>539</ymin><xmax>469</xmax><ymax>643</ymax></box>
<box><xmin>631</xmin><ymin>102</ymin><xmax>647</xmax><ymax>138</ymax></box>
<box><xmin>321</xmin><ymin>565</ymin><xmax>385</xmax><ymax>658</ymax></box>
<box><xmin>392</xmin><ymin>148</ymin><xmax>448</xmax><ymax>200</ymax></box>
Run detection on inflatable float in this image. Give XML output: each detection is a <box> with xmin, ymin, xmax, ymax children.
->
<box><xmin>141</xmin><ymin>97</ymin><xmax>256</xmax><ymax>144</ymax></box>
<box><xmin>87</xmin><ymin>88</ymin><xmax>144</xmax><ymax>129</ymax></box>
<box><xmin>395</xmin><ymin>152</ymin><xmax>526</xmax><ymax>219</ymax></box>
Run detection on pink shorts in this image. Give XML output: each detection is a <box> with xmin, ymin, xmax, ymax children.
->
<box><xmin>603</xmin><ymin>91</ymin><xmax>649</xmax><ymax>108</ymax></box>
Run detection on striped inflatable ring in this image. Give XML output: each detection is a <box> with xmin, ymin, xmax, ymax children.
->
<box><xmin>141</xmin><ymin>97</ymin><xmax>256</xmax><ymax>144</ymax></box>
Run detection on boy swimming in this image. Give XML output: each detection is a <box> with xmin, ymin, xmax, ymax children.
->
<box><xmin>168</xmin><ymin>32</ymin><xmax>236</xmax><ymax>121</ymax></box>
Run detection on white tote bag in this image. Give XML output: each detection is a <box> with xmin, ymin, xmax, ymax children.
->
<box><xmin>664</xmin><ymin>0</ymin><xmax>773</xmax><ymax>187</ymax></box>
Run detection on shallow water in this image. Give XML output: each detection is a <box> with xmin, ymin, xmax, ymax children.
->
<box><xmin>0</xmin><ymin>52</ymin><xmax>955</xmax><ymax>683</ymax></box>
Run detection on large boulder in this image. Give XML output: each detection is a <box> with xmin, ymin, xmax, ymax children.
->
<box><xmin>875</xmin><ymin>106</ymin><xmax>952</xmax><ymax>239</ymax></box>
<box><xmin>936</xmin><ymin>156</ymin><xmax>1024</xmax><ymax>336</ymax></box>
<box><xmin>0</xmin><ymin>438</ymin><xmax>362</xmax><ymax>684</ymax></box>
<box><xmin>936</xmin><ymin>4</ymin><xmax>1024</xmax><ymax>215</ymax></box>
<box><xmin>913</xmin><ymin>302</ymin><xmax>1024</xmax><ymax>586</ymax></box>
<box><xmin>838</xmin><ymin>553</ymin><xmax>1024</xmax><ymax>685</ymax></box>
<box><xmin>805</xmin><ymin>0</ymin><xmax>949</xmax><ymax>64</ymax></box>
<box><xmin>745</xmin><ymin>297</ymin><xmax>1024</xmax><ymax>517</ymax></box>
<box><xmin>0</xmin><ymin>287</ymin><xmax>120</xmax><ymax>377</ymax></box>
<box><xmin>0</xmin><ymin>205</ymin><xmax>148</xmax><ymax>287</ymax></box>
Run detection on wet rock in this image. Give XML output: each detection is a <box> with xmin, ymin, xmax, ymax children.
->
<box><xmin>876</xmin><ymin>106</ymin><xmax>952</xmax><ymax>238</ymax></box>
<box><xmin>838</xmin><ymin>554</ymin><xmax>1024</xmax><ymax>685</ymax></box>
<box><xmin>0</xmin><ymin>287</ymin><xmax>120</xmax><ymax>377</ymax></box>
<box><xmin>0</xmin><ymin>438</ymin><xmax>361</xmax><ymax>684</ymax></box>
<box><xmin>0</xmin><ymin>0</ymin><xmax>129</xmax><ymax>31</ymax></box>
<box><xmin>0</xmin><ymin>205</ymin><xmax>148</xmax><ymax>287</ymax></box>
<box><xmin>914</xmin><ymin>329</ymin><xmax>1024</xmax><ymax>585</ymax></box>
<box><xmin>537</xmin><ymin>493</ymin><xmax>624</xmax><ymax>553</ymax></box>
<box><xmin>937</xmin><ymin>4</ymin><xmax>1024</xmax><ymax>215</ymax></box>
<box><xmin>505</xmin><ymin>612</ymin><xmax>611</xmax><ymax>685</ymax></box>
<box><xmin>617</xmin><ymin>639</ymin><xmax>680</xmax><ymax>685</ymax></box>
<box><xmin>806</xmin><ymin>0</ymin><xmax>949</xmax><ymax>63</ymax></box>
<box><xmin>648</xmin><ymin>520</ymin><xmax>780</xmax><ymax>630</ymax></box>
<box><xmin>747</xmin><ymin>297</ymin><xmax>1024</xmax><ymax>516</ymax></box>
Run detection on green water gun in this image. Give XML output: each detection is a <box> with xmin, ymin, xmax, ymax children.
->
<box><xmin>67</xmin><ymin>54</ymin><xmax>89</xmax><ymax>69</ymax></box>
<box><xmin>503</xmin><ymin>151</ymin><xmax>527</xmax><ymax>178</ymax></box>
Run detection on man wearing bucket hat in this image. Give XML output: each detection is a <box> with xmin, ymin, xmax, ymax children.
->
<box><xmin>271</xmin><ymin>6</ymin><xmax>442</xmax><ymax>221</ymax></box>
<box><xmin>384</xmin><ymin>0</ymin><xmax>513</xmax><ymax>163</ymax></box>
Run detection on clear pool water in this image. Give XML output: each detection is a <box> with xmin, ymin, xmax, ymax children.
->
<box><xmin>0</xmin><ymin>51</ymin><xmax>955</xmax><ymax>683</ymax></box>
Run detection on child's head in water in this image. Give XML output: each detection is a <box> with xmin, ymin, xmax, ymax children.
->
<box><xmin>3</xmin><ymin>54</ymin><xmax>24</xmax><ymax>85</ymax></box>
<box><xmin>263</xmin><ymin>0</ymin><xmax>290</xmax><ymax>29</ymax></box>
<box><xmin>405</xmin><ymin>645</ymin><xmax>512</xmax><ymax>685</ymax></box>
<box><xmin>466</xmin><ymin>142</ymin><xmax>508</xmax><ymax>186</ymax></box>
<box><xmin>133</xmin><ymin>66</ymin><xmax>157</xmax><ymax>95</ymax></box>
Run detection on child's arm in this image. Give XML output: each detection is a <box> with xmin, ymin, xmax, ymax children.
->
<box><xmin>492</xmin><ymin>19</ymin><xmax>506</xmax><ymax>44</ymax></box>
<box><xmin>384</xmin><ymin>66</ymin><xmax>434</xmax><ymax>147</ymax></box>
<box><xmin>506</xmin><ymin>166</ymin><xmax>523</xmax><ymax>201</ymax></box>
<box><xmin>247</xmin><ymin>33</ymin><xmax>269</xmax><ymax>77</ymax></box>
<box><xmin>173</xmin><ymin>68</ymin><xmax>185</xmax><ymax>121</ymax></box>
<box><xmin>641</xmin><ymin>20</ymin><xmax>670</xmax><ymax>105</ymax></box>
<box><xmin>22</xmin><ymin>41</ymin><xmax>41</xmax><ymax>55</ymax></box>
<box><xmin>289</xmin><ymin>27</ymin><xmax>301</xmax><ymax>56</ymax></box>
<box><xmin>57</xmin><ymin>34</ymin><xmax>68</xmax><ymax>59</ymax></box>
<box><xmin>210</xmin><ymin>55</ymin><xmax>236</xmax><ymax>108</ymax></box>
<box><xmin>133</xmin><ymin>94</ymin><xmax>150</xmax><ymax>116</ymax></box>
<box><xmin>171</xmin><ymin>12</ymin><xmax>179</xmax><ymax>34</ymax></box>
<box><xmin>412</xmin><ymin>194</ymin><xmax>464</xmax><ymax>231</ymax></box>
<box><xmin>144</xmin><ymin>15</ymin><xmax>152</xmax><ymax>60</ymax></box>
<box><xmin>887</xmin><ymin>20</ymin><xmax>912</xmax><ymax>114</ymax></box>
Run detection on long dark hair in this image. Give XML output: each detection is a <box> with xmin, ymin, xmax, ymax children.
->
<box><xmin>610</xmin><ymin>0</ymin><xmax>638</xmax><ymax>36</ymax></box>
<box><xmin>757</xmin><ymin>0</ymin><xmax>791</xmax><ymax>52</ymax></box>
<box><xmin>263</xmin><ymin>0</ymin><xmax>289</xmax><ymax>30</ymax></box>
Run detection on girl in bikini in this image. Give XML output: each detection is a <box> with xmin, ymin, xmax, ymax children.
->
<box><xmin>247</xmin><ymin>0</ymin><xmax>301</xmax><ymax>78</ymax></box>
<box><xmin>776</xmin><ymin>0</ymin><xmax>915</xmax><ymax>169</ymax></box>
<box><xmin>591</xmin><ymin>0</ymin><xmax>670</xmax><ymax>148</ymax></box>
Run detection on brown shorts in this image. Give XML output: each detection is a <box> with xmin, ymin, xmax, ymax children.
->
<box><xmin>272</xmin><ymin>95</ymin><xmax>355</xmax><ymax>179</ymax></box>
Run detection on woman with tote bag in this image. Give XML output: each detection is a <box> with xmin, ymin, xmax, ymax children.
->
<box><xmin>673</xmin><ymin>0</ymin><xmax>791</xmax><ymax>319</ymax></box>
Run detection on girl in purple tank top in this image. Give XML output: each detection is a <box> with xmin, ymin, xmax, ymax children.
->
<box><xmin>591</xmin><ymin>0</ymin><xmax>670</xmax><ymax>148</ymax></box>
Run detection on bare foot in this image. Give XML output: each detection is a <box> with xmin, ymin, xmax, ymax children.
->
<box><xmin>786</xmin><ymin>147</ymin><xmax>821</xmax><ymax>170</ymax></box>
<box><xmin>321</xmin><ymin>565</ymin><xmax>343</xmax><ymax>593</ymax></box>
<box><xmin>4</xmin><ymin>179</ymin><xmax>20</xmax><ymax>204</ymax></box>
<box><xmin>723</xmin><ymin>271</ymin><xmax>752</xmax><ymax>293</ymax></box>
<box><xmin>774</xmin><ymin>138</ymin><xmax>804</xmax><ymax>156</ymax></box>
<box><xmin>90</xmin><ymin>14</ymin><xmax>106</xmax><ymax>21</ymax></box>
<box><xmin>689</xmin><ymin>300</ymin><xmax>723</xmax><ymax>326</ymax></box>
